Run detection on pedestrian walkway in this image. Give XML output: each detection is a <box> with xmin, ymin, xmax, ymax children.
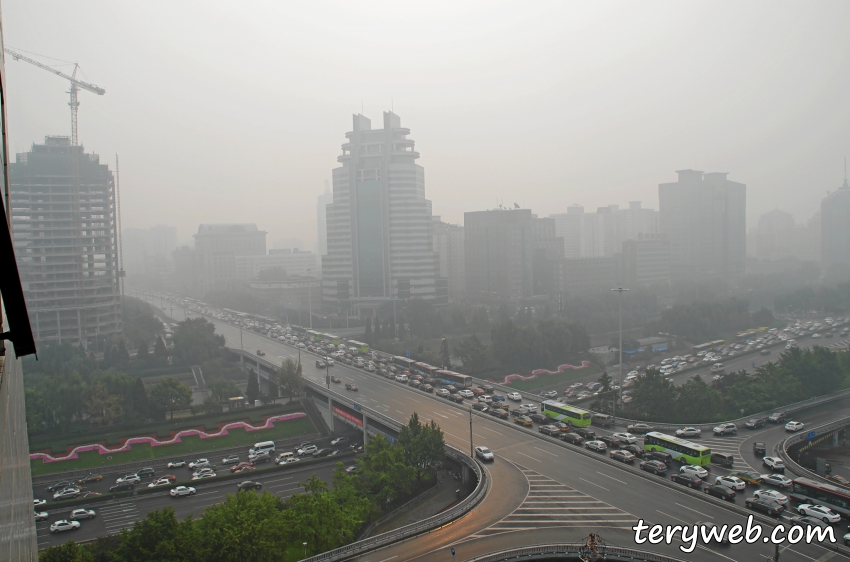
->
<box><xmin>470</xmin><ymin>467</ymin><xmax>634</xmax><ymax>538</ymax></box>
<box><xmin>99</xmin><ymin>502</ymin><xmax>141</xmax><ymax>535</ymax></box>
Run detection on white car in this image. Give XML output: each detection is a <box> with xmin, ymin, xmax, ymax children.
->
<box><xmin>458</xmin><ymin>389</ymin><xmax>474</xmax><ymax>399</ymax></box>
<box><xmin>798</xmin><ymin>504</ymin><xmax>842</xmax><ymax>523</ymax></box>
<box><xmin>612</xmin><ymin>432</ymin><xmax>637</xmax><ymax>444</ymax></box>
<box><xmin>297</xmin><ymin>444</ymin><xmax>318</xmax><ymax>456</ymax></box>
<box><xmin>35</xmin><ymin>511</ymin><xmax>49</xmax><ymax>522</ymax></box>
<box><xmin>324</xmin><ymin>358</ymin><xmax>335</xmax><ymax>366</ymax></box>
<box><xmin>50</xmin><ymin>520</ymin><xmax>81</xmax><ymax>533</ymax></box>
<box><xmin>170</xmin><ymin>486</ymin><xmax>196</xmax><ymax>497</ymax></box>
<box><xmin>69</xmin><ymin>508</ymin><xmax>96</xmax><ymax>520</ymax></box>
<box><xmin>761</xmin><ymin>473</ymin><xmax>793</xmax><ymax>489</ymax></box>
<box><xmin>676</xmin><ymin>427</ymin><xmax>702</xmax><ymax>438</ymax></box>
<box><xmin>53</xmin><ymin>488</ymin><xmax>81</xmax><ymax>500</ymax></box>
<box><xmin>715</xmin><ymin>476</ymin><xmax>746</xmax><ymax>491</ymax></box>
<box><xmin>507</xmin><ymin>392</ymin><xmax>522</xmax><ymax>401</ymax></box>
<box><xmin>188</xmin><ymin>458</ymin><xmax>209</xmax><ymax>469</ymax></box>
<box><xmin>192</xmin><ymin>472</ymin><xmax>216</xmax><ymax>481</ymax></box>
<box><xmin>680</xmin><ymin>465</ymin><xmax>708</xmax><ymax>479</ymax></box>
<box><xmin>148</xmin><ymin>477</ymin><xmax>173</xmax><ymax>488</ymax></box>
<box><xmin>115</xmin><ymin>474</ymin><xmax>141</xmax><ymax>485</ymax></box>
<box><xmin>713</xmin><ymin>423</ymin><xmax>737</xmax><ymax>436</ymax></box>
<box><xmin>34</xmin><ymin>499</ymin><xmax>47</xmax><ymax>508</ymax></box>
<box><xmin>474</xmin><ymin>446</ymin><xmax>494</xmax><ymax>462</ymax></box>
<box><xmin>478</xmin><ymin>395</ymin><xmax>492</xmax><ymax>403</ymax></box>
<box><xmin>167</xmin><ymin>461</ymin><xmax>186</xmax><ymax>468</ymax></box>
<box><xmin>521</xmin><ymin>403</ymin><xmax>538</xmax><ymax>412</ymax></box>
<box><xmin>753</xmin><ymin>489</ymin><xmax>788</xmax><ymax>505</ymax></box>
<box><xmin>281</xmin><ymin>456</ymin><xmax>301</xmax><ymax>464</ymax></box>
<box><xmin>763</xmin><ymin>457</ymin><xmax>785</xmax><ymax>472</ymax></box>
<box><xmin>785</xmin><ymin>421</ymin><xmax>805</xmax><ymax>432</ymax></box>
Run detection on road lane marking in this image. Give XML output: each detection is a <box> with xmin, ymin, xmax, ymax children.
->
<box><xmin>675</xmin><ymin>502</ymin><xmax>713</xmax><ymax>518</ymax></box>
<box><xmin>655</xmin><ymin>509</ymin><xmax>688</xmax><ymax>525</ymax></box>
<box><xmin>480</xmin><ymin>426</ymin><xmax>503</xmax><ymax>435</ymax></box>
<box><xmin>433</xmin><ymin>412</ymin><xmax>449</xmax><ymax>418</ymax></box>
<box><xmin>532</xmin><ymin>446</ymin><xmax>558</xmax><ymax>457</ymax></box>
<box><xmin>377</xmin><ymin>557</ymin><xmax>398</xmax><ymax>562</ymax></box>
<box><xmin>578</xmin><ymin>477</ymin><xmax>609</xmax><ymax>491</ymax></box>
<box><xmin>516</xmin><ymin>451</ymin><xmax>541</xmax><ymax>463</ymax></box>
<box><xmin>396</xmin><ymin>410</ymin><xmax>404</xmax><ymax>415</ymax></box>
<box><xmin>596</xmin><ymin>472</ymin><xmax>627</xmax><ymax>485</ymax></box>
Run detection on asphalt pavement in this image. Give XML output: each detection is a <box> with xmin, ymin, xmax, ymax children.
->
<box><xmin>146</xmin><ymin>297</ymin><xmax>850</xmax><ymax>562</ymax></box>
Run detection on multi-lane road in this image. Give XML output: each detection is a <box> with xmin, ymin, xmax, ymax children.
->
<box><xmin>147</xmin><ymin>298</ymin><xmax>850</xmax><ymax>561</ymax></box>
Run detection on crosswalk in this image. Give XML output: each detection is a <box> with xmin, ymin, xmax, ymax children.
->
<box><xmin>828</xmin><ymin>339</ymin><xmax>850</xmax><ymax>351</ymax></box>
<box><xmin>471</xmin><ymin>467</ymin><xmax>635</xmax><ymax>537</ymax></box>
<box><xmin>696</xmin><ymin>435</ymin><xmax>753</xmax><ymax>471</ymax></box>
<box><xmin>98</xmin><ymin>502</ymin><xmax>141</xmax><ymax>534</ymax></box>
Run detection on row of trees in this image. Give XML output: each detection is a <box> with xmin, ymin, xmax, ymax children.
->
<box><xmin>774</xmin><ymin>281</ymin><xmax>850</xmax><ymax>314</ymax></box>
<box><xmin>40</xmin><ymin>414</ymin><xmax>446</xmax><ymax>562</ymax></box>
<box><xmin>644</xmin><ymin>297</ymin><xmax>776</xmax><ymax>343</ymax></box>
<box><xmin>623</xmin><ymin>347</ymin><xmax>850</xmax><ymax>424</ymax></box>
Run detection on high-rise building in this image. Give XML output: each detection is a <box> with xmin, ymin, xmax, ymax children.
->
<box><xmin>316</xmin><ymin>181</ymin><xmax>332</xmax><ymax>258</ymax></box>
<box><xmin>821</xmin><ymin>173</ymin><xmax>850</xmax><ymax>270</ymax></box>
<box><xmin>551</xmin><ymin>204</ymin><xmax>585</xmax><ymax>258</ymax></box>
<box><xmin>622</xmin><ymin>235</ymin><xmax>671</xmax><ymax>287</ymax></box>
<box><xmin>235</xmin><ymin>248</ymin><xmax>319</xmax><ymax>280</ymax></box>
<box><xmin>550</xmin><ymin>201</ymin><xmax>659</xmax><ymax>259</ymax></box>
<box><xmin>464</xmin><ymin>208</ymin><xmax>563</xmax><ymax>300</ymax></box>
<box><xmin>322</xmin><ymin>112</ymin><xmax>443</xmax><ymax>312</ymax></box>
<box><xmin>432</xmin><ymin>217</ymin><xmax>465</xmax><ymax>301</ymax></box>
<box><xmin>658</xmin><ymin>170</ymin><xmax>746</xmax><ymax>282</ymax></box>
<box><xmin>10</xmin><ymin>136</ymin><xmax>122</xmax><ymax>346</ymax></box>
<box><xmin>194</xmin><ymin>224</ymin><xmax>266</xmax><ymax>293</ymax></box>
<box><xmin>122</xmin><ymin>224</ymin><xmax>177</xmax><ymax>279</ymax></box>
<box><xmin>755</xmin><ymin>210</ymin><xmax>797</xmax><ymax>261</ymax></box>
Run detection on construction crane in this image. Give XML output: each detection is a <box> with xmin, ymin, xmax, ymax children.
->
<box><xmin>4</xmin><ymin>48</ymin><xmax>105</xmax><ymax>145</ymax></box>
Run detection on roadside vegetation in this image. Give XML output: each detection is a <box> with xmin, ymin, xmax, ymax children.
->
<box><xmin>38</xmin><ymin>414</ymin><xmax>446</xmax><ymax>562</ymax></box>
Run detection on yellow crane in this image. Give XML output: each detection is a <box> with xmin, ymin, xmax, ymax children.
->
<box><xmin>4</xmin><ymin>48</ymin><xmax>105</xmax><ymax>145</ymax></box>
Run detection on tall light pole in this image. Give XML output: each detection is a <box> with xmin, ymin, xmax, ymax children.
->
<box><xmin>611</xmin><ymin>287</ymin><xmax>629</xmax><ymax>423</ymax></box>
<box><xmin>307</xmin><ymin>268</ymin><xmax>313</xmax><ymax>330</ymax></box>
<box><xmin>469</xmin><ymin>406</ymin><xmax>474</xmax><ymax>458</ymax></box>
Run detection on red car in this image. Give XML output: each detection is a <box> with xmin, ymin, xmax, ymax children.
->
<box><xmin>230</xmin><ymin>462</ymin><xmax>254</xmax><ymax>473</ymax></box>
<box><xmin>162</xmin><ymin>474</ymin><xmax>177</xmax><ymax>482</ymax></box>
<box><xmin>233</xmin><ymin>465</ymin><xmax>256</xmax><ymax>474</ymax></box>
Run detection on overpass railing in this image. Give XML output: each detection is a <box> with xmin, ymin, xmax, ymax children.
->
<box><xmin>779</xmin><ymin>416</ymin><xmax>850</xmax><ymax>488</ymax></box>
<box><xmin>465</xmin><ymin>543</ymin><xmax>687</xmax><ymax>562</ymax></box>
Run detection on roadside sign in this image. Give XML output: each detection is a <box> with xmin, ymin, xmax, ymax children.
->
<box><xmin>451</xmin><ymin>547</ymin><xmax>455</xmax><ymax>558</ymax></box>
<box><xmin>406</xmin><ymin>349</ymin><xmax>411</xmax><ymax>357</ymax></box>
<box><xmin>807</xmin><ymin>431</ymin><xmax>816</xmax><ymax>439</ymax></box>
<box><xmin>353</xmin><ymin>404</ymin><xmax>361</xmax><ymax>412</ymax></box>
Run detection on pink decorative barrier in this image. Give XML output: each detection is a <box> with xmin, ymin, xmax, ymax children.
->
<box><xmin>30</xmin><ymin>412</ymin><xmax>307</xmax><ymax>463</ymax></box>
<box><xmin>495</xmin><ymin>361</ymin><xmax>592</xmax><ymax>385</ymax></box>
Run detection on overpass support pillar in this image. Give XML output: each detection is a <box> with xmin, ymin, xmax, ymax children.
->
<box><xmin>831</xmin><ymin>432</ymin><xmax>839</xmax><ymax>447</ymax></box>
<box><xmin>362</xmin><ymin>413</ymin><xmax>368</xmax><ymax>446</ymax></box>
<box><xmin>328</xmin><ymin>396</ymin><xmax>335</xmax><ymax>433</ymax></box>
<box><xmin>462</xmin><ymin>463</ymin><xmax>472</xmax><ymax>486</ymax></box>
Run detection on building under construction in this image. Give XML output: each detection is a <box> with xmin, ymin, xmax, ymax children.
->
<box><xmin>10</xmin><ymin>136</ymin><xmax>122</xmax><ymax>347</ymax></box>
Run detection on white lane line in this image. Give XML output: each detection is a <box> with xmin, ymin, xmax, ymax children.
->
<box><xmin>675</xmin><ymin>502</ymin><xmax>713</xmax><ymax>519</ymax></box>
<box><xmin>481</xmin><ymin>426</ymin><xmax>503</xmax><ymax>435</ymax></box>
<box><xmin>443</xmin><ymin>431</ymin><xmax>465</xmax><ymax>442</ymax></box>
<box><xmin>396</xmin><ymin>410</ymin><xmax>404</xmax><ymax>415</ymax></box>
<box><xmin>516</xmin><ymin>451</ymin><xmax>541</xmax><ymax>463</ymax></box>
<box><xmin>656</xmin><ymin>509</ymin><xmax>688</xmax><ymax>525</ymax></box>
<box><xmin>433</xmin><ymin>412</ymin><xmax>449</xmax><ymax>418</ymax></box>
<box><xmin>532</xmin><ymin>446</ymin><xmax>558</xmax><ymax>457</ymax></box>
<box><xmin>377</xmin><ymin>557</ymin><xmax>398</xmax><ymax>562</ymax></box>
<box><xmin>473</xmin><ymin>433</ymin><xmax>488</xmax><ymax>440</ymax></box>
<box><xmin>596</xmin><ymin>472</ymin><xmax>627</xmax><ymax>485</ymax></box>
<box><xmin>578</xmin><ymin>477</ymin><xmax>609</xmax><ymax>492</ymax></box>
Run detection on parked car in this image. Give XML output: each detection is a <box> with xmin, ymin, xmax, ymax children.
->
<box><xmin>704</xmin><ymin>484</ymin><xmax>736</xmax><ymax>501</ymax></box>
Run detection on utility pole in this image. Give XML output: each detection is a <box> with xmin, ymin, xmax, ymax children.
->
<box><xmin>307</xmin><ymin>268</ymin><xmax>313</xmax><ymax>329</ymax></box>
<box><xmin>469</xmin><ymin>406</ymin><xmax>474</xmax><ymax>457</ymax></box>
<box><xmin>611</xmin><ymin>287</ymin><xmax>629</xmax><ymax>422</ymax></box>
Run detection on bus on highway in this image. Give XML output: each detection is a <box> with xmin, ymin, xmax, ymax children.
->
<box><xmin>393</xmin><ymin>356</ymin><xmax>417</xmax><ymax>372</ymax></box>
<box><xmin>541</xmin><ymin>401</ymin><xmax>592</xmax><ymax>427</ymax></box>
<box><xmin>644</xmin><ymin>432</ymin><xmax>711</xmax><ymax>466</ymax></box>
<box><xmin>435</xmin><ymin>370</ymin><xmax>472</xmax><ymax>388</ymax></box>
<box><xmin>413</xmin><ymin>362</ymin><xmax>440</xmax><ymax>379</ymax></box>
<box><xmin>347</xmin><ymin>340</ymin><xmax>370</xmax><ymax>354</ymax></box>
<box><xmin>790</xmin><ymin>477</ymin><xmax>850</xmax><ymax>517</ymax></box>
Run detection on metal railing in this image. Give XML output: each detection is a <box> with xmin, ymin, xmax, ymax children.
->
<box><xmin>465</xmin><ymin>543</ymin><xmax>687</xmax><ymax>562</ymax></box>
<box><xmin>779</xmin><ymin>416</ymin><xmax>850</xmax><ymax>487</ymax></box>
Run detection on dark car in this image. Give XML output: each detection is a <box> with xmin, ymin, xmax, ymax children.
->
<box><xmin>109</xmin><ymin>482</ymin><xmax>135</xmax><ymax>493</ymax></box>
<box><xmin>622</xmin><ymin>444</ymin><xmax>645</xmax><ymax>458</ymax></box>
<box><xmin>711</xmin><ymin>452</ymin><xmax>735</xmax><ymax>468</ymax></box>
<box><xmin>561</xmin><ymin>433</ymin><xmax>584</xmax><ymax>445</ymax></box>
<box><xmin>47</xmin><ymin>481</ymin><xmax>78</xmax><ymax>493</ymax></box>
<box><xmin>529</xmin><ymin>413</ymin><xmax>548</xmax><ymax>424</ymax></box>
<box><xmin>704</xmin><ymin>484</ymin><xmax>736</xmax><ymax>501</ymax></box>
<box><xmin>511</xmin><ymin>407</ymin><xmax>530</xmax><ymax>417</ymax></box>
<box><xmin>610</xmin><ymin>450</ymin><xmax>636</xmax><ymax>464</ymax></box>
<box><xmin>236</xmin><ymin>481</ymin><xmax>263</xmax><ymax>491</ymax></box>
<box><xmin>422</xmin><ymin>384</ymin><xmax>434</xmax><ymax>393</ymax></box>
<box><xmin>599</xmin><ymin>436</ymin><xmax>622</xmax><ymax>449</ymax></box>
<box><xmin>788</xmin><ymin>515</ymin><xmax>831</xmax><ymax>530</ymax></box>
<box><xmin>446</xmin><ymin>385</ymin><xmax>458</xmax><ymax>394</ymax></box>
<box><xmin>640</xmin><ymin>460</ymin><xmax>668</xmax><ymax>475</ymax></box>
<box><xmin>480</xmin><ymin>385</ymin><xmax>495</xmax><ymax>393</ymax></box>
<box><xmin>312</xmin><ymin>448</ymin><xmax>334</xmax><ymax>458</ymax></box>
<box><xmin>472</xmin><ymin>403</ymin><xmax>488</xmax><ymax>412</ymax></box>
<box><xmin>753</xmin><ymin>442</ymin><xmax>766</xmax><ymax>455</ymax></box>
<box><xmin>573</xmin><ymin>428</ymin><xmax>596</xmax><ymax>440</ymax></box>
<box><xmin>490</xmin><ymin>408</ymin><xmax>509</xmax><ymax>420</ymax></box>
<box><xmin>645</xmin><ymin>450</ymin><xmax>673</xmax><ymax>465</ymax></box>
<box><xmin>627</xmin><ymin>423</ymin><xmax>655</xmax><ymax>434</ymax></box>
<box><xmin>745</xmin><ymin>496</ymin><xmax>784</xmax><ymax>516</ymax></box>
<box><xmin>745</xmin><ymin>418</ymin><xmax>766</xmax><ymax>429</ymax></box>
<box><xmin>768</xmin><ymin>412</ymin><xmax>787</xmax><ymax>424</ymax></box>
<box><xmin>671</xmin><ymin>472</ymin><xmax>703</xmax><ymax>489</ymax></box>
<box><xmin>539</xmin><ymin>425</ymin><xmax>561</xmax><ymax>436</ymax></box>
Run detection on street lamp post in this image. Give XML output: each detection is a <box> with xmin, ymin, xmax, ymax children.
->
<box><xmin>303</xmin><ymin>542</ymin><xmax>307</xmax><ymax>558</ymax></box>
<box><xmin>307</xmin><ymin>268</ymin><xmax>313</xmax><ymax>330</ymax></box>
<box><xmin>611</xmin><ymin>287</ymin><xmax>629</xmax><ymax>423</ymax></box>
<box><xmin>469</xmin><ymin>406</ymin><xmax>474</xmax><ymax>458</ymax></box>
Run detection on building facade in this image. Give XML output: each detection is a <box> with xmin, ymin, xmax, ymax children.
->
<box><xmin>322</xmin><ymin>112</ymin><xmax>443</xmax><ymax>313</ymax></box>
<box><xmin>249</xmin><ymin>275</ymin><xmax>322</xmax><ymax>312</ymax></box>
<box><xmin>316</xmin><ymin>182</ymin><xmax>332</xmax><ymax>259</ymax></box>
<box><xmin>10</xmin><ymin>136</ymin><xmax>122</xmax><ymax>346</ymax></box>
<box><xmin>821</xmin><ymin>175</ymin><xmax>850</xmax><ymax>270</ymax></box>
<box><xmin>550</xmin><ymin>201</ymin><xmax>659</xmax><ymax>259</ymax></box>
<box><xmin>555</xmin><ymin>257</ymin><xmax>621</xmax><ymax>296</ymax></box>
<box><xmin>194</xmin><ymin>224</ymin><xmax>266</xmax><ymax>293</ymax></box>
<box><xmin>658</xmin><ymin>170</ymin><xmax>746</xmax><ymax>282</ymax></box>
<box><xmin>432</xmin><ymin>217</ymin><xmax>465</xmax><ymax>301</ymax></box>
<box><xmin>235</xmin><ymin>248</ymin><xmax>319</xmax><ymax>280</ymax></box>
<box><xmin>622</xmin><ymin>235</ymin><xmax>671</xmax><ymax>287</ymax></box>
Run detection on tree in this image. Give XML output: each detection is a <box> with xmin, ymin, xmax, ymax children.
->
<box><xmin>112</xmin><ymin>507</ymin><xmax>200</xmax><ymax>562</ymax></box>
<box><xmin>172</xmin><ymin>318</ymin><xmax>226</xmax><ymax>366</ymax></box>
<box><xmin>439</xmin><ymin>338</ymin><xmax>451</xmax><ymax>369</ymax></box>
<box><xmin>196</xmin><ymin>490</ymin><xmax>285</xmax><ymax>562</ymax></box>
<box><xmin>470</xmin><ymin>306</ymin><xmax>489</xmax><ymax>332</ymax></box>
<box><xmin>208</xmin><ymin>377</ymin><xmax>241</xmax><ymax>404</ymax></box>
<box><xmin>39</xmin><ymin>541</ymin><xmax>95</xmax><ymax>562</ymax></box>
<box><xmin>454</xmin><ymin>334</ymin><xmax>492</xmax><ymax>374</ymax></box>
<box><xmin>83</xmin><ymin>381</ymin><xmax>123</xmax><ymax>427</ymax></box>
<box><xmin>149</xmin><ymin>377</ymin><xmax>193</xmax><ymax>420</ymax></box>
<box><xmin>246</xmin><ymin>369</ymin><xmax>260</xmax><ymax>404</ymax></box>
<box><xmin>137</xmin><ymin>340</ymin><xmax>150</xmax><ymax>358</ymax></box>
<box><xmin>364</xmin><ymin>317</ymin><xmax>373</xmax><ymax>344</ymax></box>
<box><xmin>125</xmin><ymin>376</ymin><xmax>150</xmax><ymax>422</ymax></box>
<box><xmin>627</xmin><ymin>368</ymin><xmax>676</xmax><ymax>421</ymax></box>
<box><xmin>397</xmin><ymin>413</ymin><xmax>445</xmax><ymax>483</ymax></box>
<box><xmin>153</xmin><ymin>336</ymin><xmax>169</xmax><ymax>364</ymax></box>
<box><xmin>278</xmin><ymin>358</ymin><xmax>303</xmax><ymax>403</ymax></box>
<box><xmin>373</xmin><ymin>316</ymin><xmax>383</xmax><ymax>341</ymax></box>
<box><xmin>675</xmin><ymin>375</ymin><xmax>723</xmax><ymax>423</ymax></box>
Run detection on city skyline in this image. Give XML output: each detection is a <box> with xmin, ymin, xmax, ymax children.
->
<box><xmin>3</xmin><ymin>1</ymin><xmax>849</xmax><ymax>248</ymax></box>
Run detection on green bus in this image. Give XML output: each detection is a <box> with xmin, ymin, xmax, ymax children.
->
<box><xmin>541</xmin><ymin>401</ymin><xmax>592</xmax><ymax>427</ymax></box>
<box><xmin>643</xmin><ymin>431</ymin><xmax>711</xmax><ymax>466</ymax></box>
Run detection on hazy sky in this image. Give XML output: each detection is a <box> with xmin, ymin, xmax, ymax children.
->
<box><xmin>4</xmin><ymin>1</ymin><xmax>849</xmax><ymax>248</ymax></box>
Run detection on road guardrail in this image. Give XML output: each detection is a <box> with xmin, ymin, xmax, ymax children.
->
<box><xmin>779</xmin><ymin>416</ymin><xmax>850</xmax><ymax>489</ymax></box>
<box><xmin>465</xmin><ymin>543</ymin><xmax>688</xmax><ymax>562</ymax></box>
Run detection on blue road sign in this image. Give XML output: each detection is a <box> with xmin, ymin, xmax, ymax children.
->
<box><xmin>353</xmin><ymin>404</ymin><xmax>361</xmax><ymax>412</ymax></box>
<box><xmin>451</xmin><ymin>547</ymin><xmax>455</xmax><ymax>556</ymax></box>
<box><xmin>406</xmin><ymin>349</ymin><xmax>411</xmax><ymax>357</ymax></box>
<box><xmin>807</xmin><ymin>431</ymin><xmax>816</xmax><ymax>439</ymax></box>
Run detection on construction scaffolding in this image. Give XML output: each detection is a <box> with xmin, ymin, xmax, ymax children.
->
<box><xmin>10</xmin><ymin>136</ymin><xmax>122</xmax><ymax>348</ymax></box>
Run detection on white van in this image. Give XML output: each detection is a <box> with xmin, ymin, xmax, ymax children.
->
<box><xmin>249</xmin><ymin>441</ymin><xmax>276</xmax><ymax>456</ymax></box>
<box><xmin>276</xmin><ymin>452</ymin><xmax>294</xmax><ymax>464</ymax></box>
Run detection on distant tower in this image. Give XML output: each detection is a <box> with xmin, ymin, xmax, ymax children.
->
<box><xmin>820</xmin><ymin>161</ymin><xmax>850</xmax><ymax>270</ymax></box>
<box><xmin>316</xmin><ymin>180</ymin><xmax>332</xmax><ymax>257</ymax></box>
